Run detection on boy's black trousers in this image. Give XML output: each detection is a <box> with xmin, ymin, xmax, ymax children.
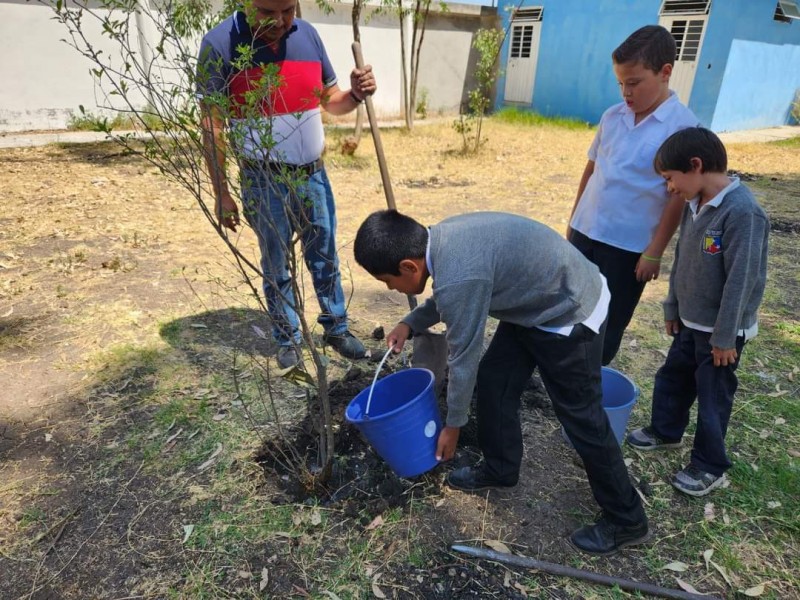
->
<box><xmin>476</xmin><ymin>320</ymin><xmax>646</xmax><ymax>527</ymax></box>
<box><xmin>651</xmin><ymin>326</ymin><xmax>745</xmax><ymax>476</ymax></box>
<box><xmin>568</xmin><ymin>229</ymin><xmax>646</xmax><ymax>366</ymax></box>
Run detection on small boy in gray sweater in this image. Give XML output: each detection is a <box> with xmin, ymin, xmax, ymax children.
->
<box><xmin>354</xmin><ymin>210</ymin><xmax>648</xmax><ymax>555</ymax></box>
<box><xmin>627</xmin><ymin>128</ymin><xmax>769</xmax><ymax>496</ymax></box>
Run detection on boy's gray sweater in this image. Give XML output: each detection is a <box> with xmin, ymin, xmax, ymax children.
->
<box><xmin>402</xmin><ymin>212</ymin><xmax>602</xmax><ymax>428</ymax></box>
<box><xmin>664</xmin><ymin>182</ymin><xmax>769</xmax><ymax>349</ymax></box>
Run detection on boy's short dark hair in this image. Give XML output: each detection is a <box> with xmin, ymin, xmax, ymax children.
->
<box><xmin>354</xmin><ymin>210</ymin><xmax>428</xmax><ymax>276</ymax></box>
<box><xmin>613</xmin><ymin>25</ymin><xmax>676</xmax><ymax>72</ymax></box>
<box><xmin>654</xmin><ymin>127</ymin><xmax>728</xmax><ymax>174</ymax></box>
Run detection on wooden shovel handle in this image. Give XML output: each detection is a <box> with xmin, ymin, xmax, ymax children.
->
<box><xmin>352</xmin><ymin>41</ymin><xmax>396</xmax><ymax>210</ymax></box>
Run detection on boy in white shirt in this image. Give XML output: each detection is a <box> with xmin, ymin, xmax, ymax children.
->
<box><xmin>567</xmin><ymin>25</ymin><xmax>699</xmax><ymax>365</ymax></box>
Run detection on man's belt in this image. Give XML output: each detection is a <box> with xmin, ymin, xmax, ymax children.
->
<box><xmin>240</xmin><ymin>157</ymin><xmax>324</xmax><ymax>177</ymax></box>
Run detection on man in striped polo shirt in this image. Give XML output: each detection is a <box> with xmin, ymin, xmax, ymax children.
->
<box><xmin>198</xmin><ymin>0</ymin><xmax>375</xmax><ymax>368</ymax></box>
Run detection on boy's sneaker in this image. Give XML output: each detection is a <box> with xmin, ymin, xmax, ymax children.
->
<box><xmin>626</xmin><ymin>426</ymin><xmax>682</xmax><ymax>451</ymax></box>
<box><xmin>323</xmin><ymin>330</ymin><xmax>366</xmax><ymax>360</ymax></box>
<box><xmin>672</xmin><ymin>464</ymin><xmax>727</xmax><ymax>497</ymax></box>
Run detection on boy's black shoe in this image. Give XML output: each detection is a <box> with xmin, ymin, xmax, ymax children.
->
<box><xmin>569</xmin><ymin>515</ymin><xmax>651</xmax><ymax>556</ymax></box>
<box><xmin>447</xmin><ymin>466</ymin><xmax>517</xmax><ymax>492</ymax></box>
<box><xmin>323</xmin><ymin>330</ymin><xmax>366</xmax><ymax>360</ymax></box>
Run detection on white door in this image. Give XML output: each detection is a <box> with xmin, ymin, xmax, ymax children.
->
<box><xmin>659</xmin><ymin>15</ymin><xmax>709</xmax><ymax>105</ymax></box>
<box><xmin>504</xmin><ymin>12</ymin><xmax>542</xmax><ymax>104</ymax></box>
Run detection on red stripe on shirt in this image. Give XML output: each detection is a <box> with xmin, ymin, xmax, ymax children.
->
<box><xmin>229</xmin><ymin>61</ymin><xmax>324</xmax><ymax>117</ymax></box>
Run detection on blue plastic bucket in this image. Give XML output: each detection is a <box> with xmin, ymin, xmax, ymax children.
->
<box><xmin>563</xmin><ymin>367</ymin><xmax>639</xmax><ymax>446</ymax></box>
<box><xmin>345</xmin><ymin>368</ymin><xmax>442</xmax><ymax>478</ymax></box>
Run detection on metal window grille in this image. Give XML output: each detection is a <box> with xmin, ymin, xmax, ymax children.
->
<box><xmin>510</xmin><ymin>24</ymin><xmax>535</xmax><ymax>58</ymax></box>
<box><xmin>660</xmin><ymin>0</ymin><xmax>711</xmax><ymax>15</ymax></box>
<box><xmin>670</xmin><ymin>19</ymin><xmax>705</xmax><ymax>61</ymax></box>
<box><xmin>512</xmin><ymin>7</ymin><xmax>543</xmax><ymax>22</ymax></box>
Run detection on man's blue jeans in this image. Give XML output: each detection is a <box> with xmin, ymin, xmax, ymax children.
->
<box><xmin>651</xmin><ymin>326</ymin><xmax>745</xmax><ymax>476</ymax></box>
<box><xmin>240</xmin><ymin>165</ymin><xmax>349</xmax><ymax>346</ymax></box>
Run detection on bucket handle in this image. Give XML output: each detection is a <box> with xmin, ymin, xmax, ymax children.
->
<box><xmin>365</xmin><ymin>344</ymin><xmax>396</xmax><ymax>416</ymax></box>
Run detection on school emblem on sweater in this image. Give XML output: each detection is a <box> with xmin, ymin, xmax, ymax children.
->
<box><xmin>703</xmin><ymin>230</ymin><xmax>722</xmax><ymax>255</ymax></box>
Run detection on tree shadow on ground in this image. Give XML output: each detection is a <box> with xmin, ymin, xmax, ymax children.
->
<box><xmin>159</xmin><ymin>307</ymin><xmax>277</xmax><ymax>366</ymax></box>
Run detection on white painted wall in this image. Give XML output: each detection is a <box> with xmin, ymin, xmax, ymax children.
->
<box><xmin>0</xmin><ymin>0</ymin><xmax>497</xmax><ymax>132</ymax></box>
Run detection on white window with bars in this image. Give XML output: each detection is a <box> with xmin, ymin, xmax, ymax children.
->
<box><xmin>660</xmin><ymin>0</ymin><xmax>711</xmax><ymax>15</ymax></box>
<box><xmin>510</xmin><ymin>24</ymin><xmax>535</xmax><ymax>58</ymax></box>
<box><xmin>671</xmin><ymin>19</ymin><xmax>706</xmax><ymax>61</ymax></box>
<box><xmin>775</xmin><ymin>0</ymin><xmax>800</xmax><ymax>21</ymax></box>
<box><xmin>512</xmin><ymin>7</ymin><xmax>543</xmax><ymax>22</ymax></box>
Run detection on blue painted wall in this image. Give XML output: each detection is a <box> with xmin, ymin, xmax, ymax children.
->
<box><xmin>495</xmin><ymin>0</ymin><xmax>662</xmax><ymax>123</ymax></box>
<box><xmin>497</xmin><ymin>0</ymin><xmax>800</xmax><ymax>131</ymax></box>
<box><xmin>695</xmin><ymin>0</ymin><xmax>800</xmax><ymax>130</ymax></box>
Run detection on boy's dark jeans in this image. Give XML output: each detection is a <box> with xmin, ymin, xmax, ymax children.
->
<box><xmin>568</xmin><ymin>229</ymin><xmax>645</xmax><ymax>366</ymax></box>
<box><xmin>651</xmin><ymin>326</ymin><xmax>745</xmax><ymax>476</ymax></box>
<box><xmin>476</xmin><ymin>320</ymin><xmax>645</xmax><ymax>527</ymax></box>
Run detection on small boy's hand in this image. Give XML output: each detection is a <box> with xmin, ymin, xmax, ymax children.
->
<box><xmin>665</xmin><ymin>320</ymin><xmax>680</xmax><ymax>335</ymax></box>
<box><xmin>635</xmin><ymin>256</ymin><xmax>661</xmax><ymax>283</ymax></box>
<box><xmin>712</xmin><ymin>346</ymin><xmax>738</xmax><ymax>367</ymax></box>
<box><xmin>386</xmin><ymin>322</ymin><xmax>411</xmax><ymax>352</ymax></box>
<box><xmin>435</xmin><ymin>426</ymin><xmax>460</xmax><ymax>462</ymax></box>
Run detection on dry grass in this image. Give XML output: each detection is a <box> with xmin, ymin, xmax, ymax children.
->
<box><xmin>1</xmin><ymin>119</ymin><xmax>798</xmax><ymax>599</ymax></box>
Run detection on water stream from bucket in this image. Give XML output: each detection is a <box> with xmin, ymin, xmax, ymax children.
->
<box><xmin>365</xmin><ymin>344</ymin><xmax>395</xmax><ymax>417</ymax></box>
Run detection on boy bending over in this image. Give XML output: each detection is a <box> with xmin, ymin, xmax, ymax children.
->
<box><xmin>354</xmin><ymin>210</ymin><xmax>648</xmax><ymax>555</ymax></box>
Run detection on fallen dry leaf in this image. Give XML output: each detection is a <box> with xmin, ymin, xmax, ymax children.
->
<box><xmin>742</xmin><ymin>583</ymin><xmax>766</xmax><ymax>597</ymax></box>
<box><xmin>371</xmin><ymin>572</ymin><xmax>386</xmax><ymax>599</ymax></box>
<box><xmin>365</xmin><ymin>515</ymin><xmax>384</xmax><ymax>531</ymax></box>
<box><xmin>259</xmin><ymin>567</ymin><xmax>269</xmax><ymax>591</ymax></box>
<box><xmin>704</xmin><ymin>503</ymin><xmax>716</xmax><ymax>522</ymax></box>
<box><xmin>710</xmin><ymin>560</ymin><xmax>733</xmax><ymax>586</ymax></box>
<box><xmin>766</xmin><ymin>501</ymin><xmax>781</xmax><ymax>509</ymax></box>
<box><xmin>662</xmin><ymin>561</ymin><xmax>689</xmax><ymax>572</ymax></box>
<box><xmin>703</xmin><ymin>549</ymin><xmax>714</xmax><ymax>569</ymax></box>
<box><xmin>774</xmin><ymin>417</ymin><xmax>786</xmax><ymax>426</ymax></box>
<box><xmin>485</xmin><ymin>539</ymin><xmax>512</xmax><ymax>554</ymax></box>
<box><xmin>182</xmin><ymin>524</ymin><xmax>194</xmax><ymax>543</ymax></box>
<box><xmin>676</xmin><ymin>578</ymin><xmax>710</xmax><ymax>595</ymax></box>
<box><xmin>197</xmin><ymin>443</ymin><xmax>223</xmax><ymax>471</ymax></box>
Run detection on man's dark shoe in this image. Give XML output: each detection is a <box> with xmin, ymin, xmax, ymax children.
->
<box><xmin>447</xmin><ymin>465</ymin><xmax>517</xmax><ymax>492</ymax></box>
<box><xmin>323</xmin><ymin>330</ymin><xmax>366</xmax><ymax>360</ymax></box>
<box><xmin>276</xmin><ymin>346</ymin><xmax>300</xmax><ymax>370</ymax></box>
<box><xmin>569</xmin><ymin>515</ymin><xmax>651</xmax><ymax>556</ymax></box>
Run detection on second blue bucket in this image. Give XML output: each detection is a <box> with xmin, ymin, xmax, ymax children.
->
<box><xmin>563</xmin><ymin>367</ymin><xmax>639</xmax><ymax>446</ymax></box>
<box><xmin>345</xmin><ymin>368</ymin><xmax>441</xmax><ymax>478</ymax></box>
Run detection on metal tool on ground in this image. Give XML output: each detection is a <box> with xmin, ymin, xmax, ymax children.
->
<box><xmin>351</xmin><ymin>41</ymin><xmax>448</xmax><ymax>389</ymax></box>
<box><xmin>451</xmin><ymin>544</ymin><xmax>721</xmax><ymax>600</ymax></box>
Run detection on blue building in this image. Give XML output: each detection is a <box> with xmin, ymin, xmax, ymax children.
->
<box><xmin>496</xmin><ymin>0</ymin><xmax>800</xmax><ymax>131</ymax></box>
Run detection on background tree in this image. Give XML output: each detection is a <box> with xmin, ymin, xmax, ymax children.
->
<box><xmin>453</xmin><ymin>28</ymin><xmax>503</xmax><ymax>153</ymax></box>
